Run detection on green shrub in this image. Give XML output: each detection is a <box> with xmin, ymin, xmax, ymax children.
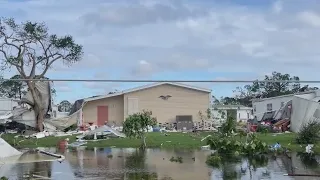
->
<box><xmin>207</xmin><ymin>134</ymin><xmax>242</xmax><ymax>154</ymax></box>
<box><xmin>206</xmin><ymin>154</ymin><xmax>221</xmax><ymax>167</ymax></box>
<box><xmin>242</xmin><ymin>133</ymin><xmax>268</xmax><ymax>155</ymax></box>
<box><xmin>238</xmin><ymin>129</ymin><xmax>247</xmax><ymax>139</ymax></box>
<box><xmin>256</xmin><ymin>125</ymin><xmax>271</xmax><ymax>134</ymax></box>
<box><xmin>207</xmin><ymin>133</ymin><xmax>269</xmax><ymax>156</ymax></box>
<box><xmin>221</xmin><ymin>116</ymin><xmax>236</xmax><ymax>135</ymax></box>
<box><xmin>296</xmin><ymin>121</ymin><xmax>320</xmax><ymax>144</ymax></box>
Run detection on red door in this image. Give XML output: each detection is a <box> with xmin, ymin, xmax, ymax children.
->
<box><xmin>97</xmin><ymin>106</ymin><xmax>108</xmax><ymax>126</ymax></box>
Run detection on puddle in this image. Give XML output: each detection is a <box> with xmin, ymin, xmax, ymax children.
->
<box><xmin>0</xmin><ymin>148</ymin><xmax>320</xmax><ymax>179</ymax></box>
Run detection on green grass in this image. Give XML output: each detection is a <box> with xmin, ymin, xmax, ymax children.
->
<box><xmin>1</xmin><ymin>132</ymin><xmax>319</xmax><ymax>151</ymax></box>
<box><xmin>1</xmin><ymin>132</ymin><xmax>210</xmax><ymax>149</ymax></box>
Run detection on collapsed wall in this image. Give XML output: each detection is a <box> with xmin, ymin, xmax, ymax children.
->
<box><xmin>291</xmin><ymin>96</ymin><xmax>320</xmax><ymax>132</ymax></box>
<box><xmin>44</xmin><ymin>109</ymin><xmax>81</xmax><ymax>131</ymax></box>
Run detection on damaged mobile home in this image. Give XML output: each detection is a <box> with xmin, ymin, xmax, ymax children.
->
<box><xmin>252</xmin><ymin>89</ymin><xmax>320</xmax><ymax>132</ymax></box>
<box><xmin>0</xmin><ymin>81</ymin><xmax>125</xmax><ymax>139</ymax></box>
<box><xmin>0</xmin><ymin>81</ymin><xmax>80</xmax><ymax>131</ymax></box>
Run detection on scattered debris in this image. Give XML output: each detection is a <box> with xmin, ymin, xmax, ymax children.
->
<box><xmin>68</xmin><ymin>141</ymin><xmax>87</xmax><ymax>148</ymax></box>
<box><xmin>284</xmin><ymin>174</ymin><xmax>320</xmax><ymax>177</ymax></box>
<box><xmin>201</xmin><ymin>135</ymin><xmax>211</xmax><ymax>142</ymax></box>
<box><xmin>269</xmin><ymin>142</ymin><xmax>282</xmax><ymax>151</ymax></box>
<box><xmin>201</xmin><ymin>145</ymin><xmax>210</xmax><ymax>150</ymax></box>
<box><xmin>306</xmin><ymin>144</ymin><xmax>314</xmax><ymax>154</ymax></box>
<box><xmin>170</xmin><ymin>156</ymin><xmax>183</xmax><ymax>163</ymax></box>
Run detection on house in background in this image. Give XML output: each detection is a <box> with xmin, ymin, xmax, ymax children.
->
<box><xmin>51</xmin><ymin>105</ymin><xmax>69</xmax><ymax>119</ymax></box>
<box><xmin>211</xmin><ymin>105</ymin><xmax>253</xmax><ymax>123</ymax></box>
<box><xmin>79</xmin><ymin>82</ymin><xmax>211</xmax><ymax>128</ymax></box>
<box><xmin>0</xmin><ymin>98</ymin><xmax>19</xmax><ymax>116</ymax></box>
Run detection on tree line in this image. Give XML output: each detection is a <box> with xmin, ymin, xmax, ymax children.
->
<box><xmin>215</xmin><ymin>71</ymin><xmax>319</xmax><ymax>107</ymax></box>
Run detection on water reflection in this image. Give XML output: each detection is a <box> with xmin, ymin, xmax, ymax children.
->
<box><xmin>1</xmin><ymin>148</ymin><xmax>320</xmax><ymax>179</ymax></box>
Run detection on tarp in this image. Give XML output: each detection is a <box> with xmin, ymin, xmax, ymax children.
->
<box><xmin>21</xmin><ymin>81</ymin><xmax>52</xmax><ymax>114</ymax></box>
<box><xmin>0</xmin><ymin>137</ymin><xmax>22</xmax><ymax>158</ymax></box>
<box><xmin>86</xmin><ymin>125</ymin><xmax>126</xmax><ymax>138</ymax></box>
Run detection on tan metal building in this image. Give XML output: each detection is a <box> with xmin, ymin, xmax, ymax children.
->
<box><xmin>81</xmin><ymin>82</ymin><xmax>211</xmax><ymax>127</ymax></box>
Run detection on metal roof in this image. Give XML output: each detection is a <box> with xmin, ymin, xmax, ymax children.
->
<box><xmin>84</xmin><ymin>82</ymin><xmax>211</xmax><ymax>102</ymax></box>
<box><xmin>251</xmin><ymin>90</ymin><xmax>318</xmax><ymax>103</ymax></box>
<box><xmin>211</xmin><ymin>104</ymin><xmax>252</xmax><ymax>110</ymax></box>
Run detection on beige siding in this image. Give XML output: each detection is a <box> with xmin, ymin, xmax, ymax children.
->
<box><xmin>82</xmin><ymin>95</ymin><xmax>124</xmax><ymax>126</ymax></box>
<box><xmin>123</xmin><ymin>84</ymin><xmax>210</xmax><ymax>124</ymax></box>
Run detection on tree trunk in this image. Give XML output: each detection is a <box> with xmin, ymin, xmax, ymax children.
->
<box><xmin>141</xmin><ymin>136</ymin><xmax>147</xmax><ymax>149</ymax></box>
<box><xmin>27</xmin><ymin>82</ymin><xmax>45</xmax><ymax>132</ymax></box>
<box><xmin>33</xmin><ymin>103</ymin><xmax>45</xmax><ymax>132</ymax></box>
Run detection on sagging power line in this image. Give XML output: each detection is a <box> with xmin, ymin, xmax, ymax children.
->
<box><xmin>0</xmin><ymin>79</ymin><xmax>319</xmax><ymax>83</ymax></box>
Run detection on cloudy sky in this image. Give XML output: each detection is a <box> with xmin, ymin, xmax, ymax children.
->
<box><xmin>1</xmin><ymin>0</ymin><xmax>320</xmax><ymax>103</ymax></box>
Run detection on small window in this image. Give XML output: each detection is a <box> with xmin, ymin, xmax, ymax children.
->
<box><xmin>238</xmin><ymin>113</ymin><xmax>240</xmax><ymax>119</ymax></box>
<box><xmin>247</xmin><ymin>112</ymin><xmax>249</xmax><ymax>119</ymax></box>
<box><xmin>281</xmin><ymin>102</ymin><xmax>284</xmax><ymax>107</ymax></box>
<box><xmin>253</xmin><ymin>105</ymin><xmax>256</xmax><ymax>112</ymax></box>
<box><xmin>267</xmin><ymin>103</ymin><xmax>272</xmax><ymax>111</ymax></box>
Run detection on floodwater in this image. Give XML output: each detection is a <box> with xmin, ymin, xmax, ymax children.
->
<box><xmin>0</xmin><ymin>147</ymin><xmax>320</xmax><ymax>180</ymax></box>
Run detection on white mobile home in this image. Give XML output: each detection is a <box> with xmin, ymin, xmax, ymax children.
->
<box><xmin>252</xmin><ymin>91</ymin><xmax>317</xmax><ymax>121</ymax></box>
<box><xmin>0</xmin><ymin>98</ymin><xmax>19</xmax><ymax>115</ymax></box>
<box><xmin>252</xmin><ymin>90</ymin><xmax>320</xmax><ymax>132</ymax></box>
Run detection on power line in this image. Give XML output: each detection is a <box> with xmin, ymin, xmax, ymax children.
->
<box><xmin>0</xmin><ymin>79</ymin><xmax>319</xmax><ymax>83</ymax></box>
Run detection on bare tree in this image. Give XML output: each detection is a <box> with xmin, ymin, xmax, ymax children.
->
<box><xmin>0</xmin><ymin>18</ymin><xmax>83</xmax><ymax>131</ymax></box>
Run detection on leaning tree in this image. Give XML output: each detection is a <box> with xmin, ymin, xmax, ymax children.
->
<box><xmin>0</xmin><ymin>18</ymin><xmax>83</xmax><ymax>131</ymax></box>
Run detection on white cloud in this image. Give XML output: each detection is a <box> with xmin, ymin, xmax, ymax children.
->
<box><xmin>131</xmin><ymin>60</ymin><xmax>154</xmax><ymax>77</ymax></box>
<box><xmin>53</xmin><ymin>82</ymin><xmax>72</xmax><ymax>92</ymax></box>
<box><xmin>298</xmin><ymin>11</ymin><xmax>320</xmax><ymax>27</ymax></box>
<box><xmin>82</xmin><ymin>82</ymin><xmax>121</xmax><ymax>94</ymax></box>
<box><xmin>272</xmin><ymin>1</ymin><xmax>283</xmax><ymax>14</ymax></box>
<box><xmin>1</xmin><ymin>0</ymin><xmax>320</xmax><ymax>96</ymax></box>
